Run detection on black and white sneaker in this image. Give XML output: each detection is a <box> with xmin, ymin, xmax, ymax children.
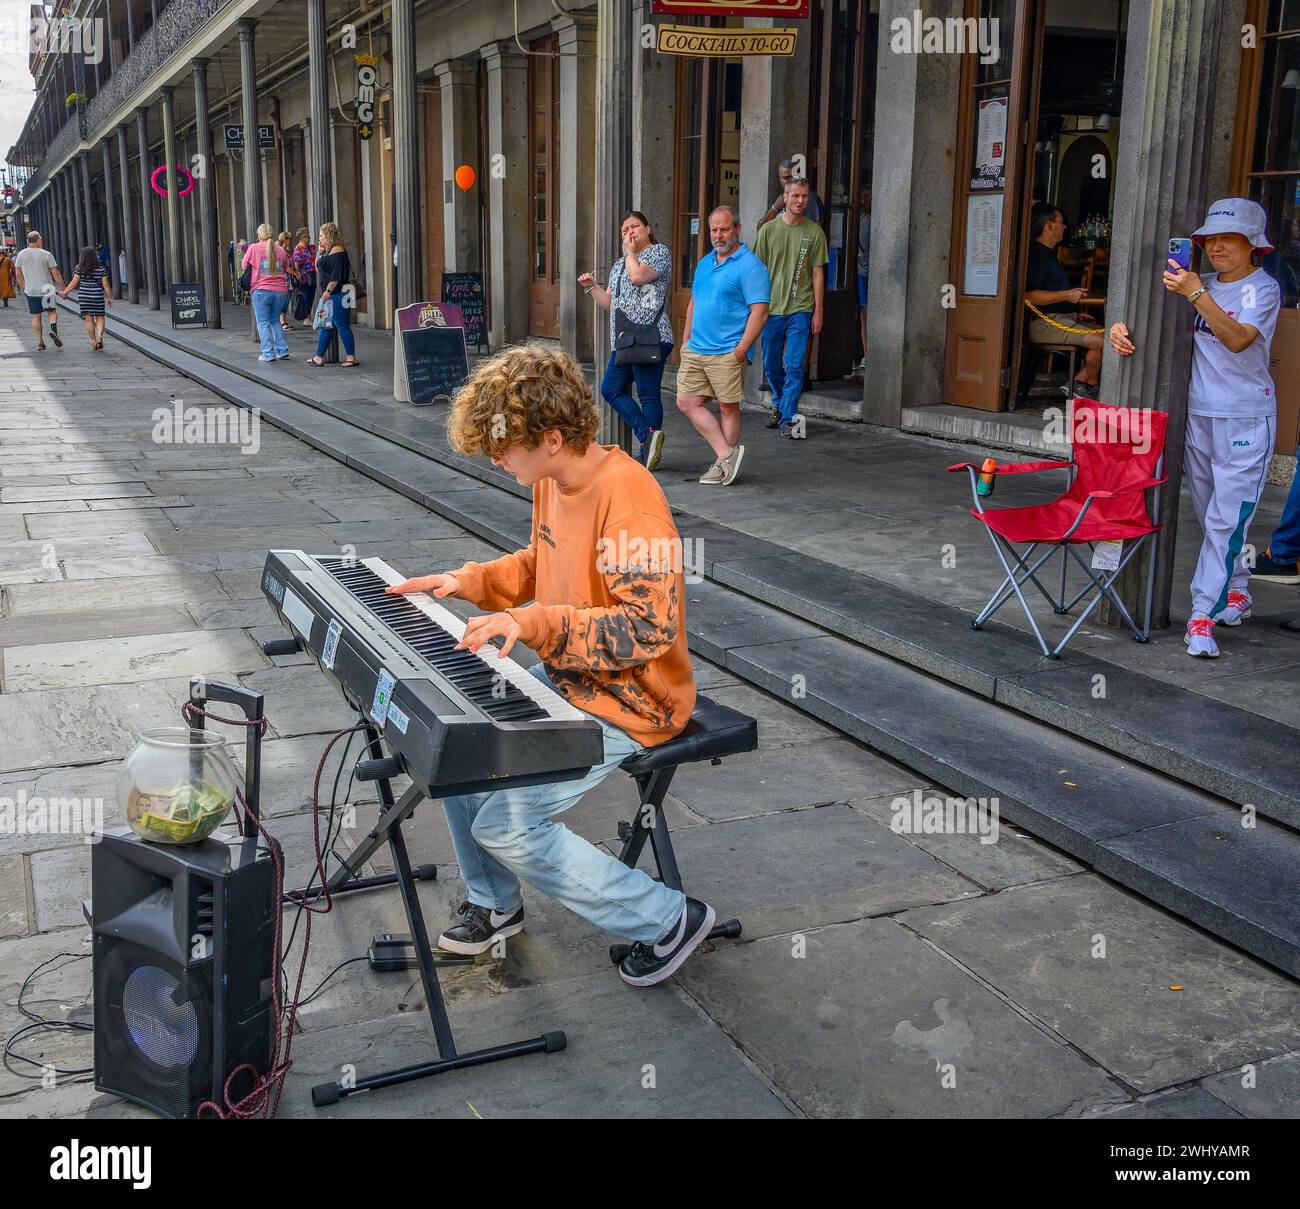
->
<box><xmin>48</xmin><ymin>326</ymin><xmax>62</xmax><ymax>347</ymax></box>
<box><xmin>436</xmin><ymin>901</ymin><xmax>524</xmax><ymax>955</ymax></box>
<box><xmin>618</xmin><ymin>898</ymin><xmax>716</xmax><ymax>987</ymax></box>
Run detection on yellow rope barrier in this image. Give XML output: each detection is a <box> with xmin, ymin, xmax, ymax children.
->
<box><xmin>1025</xmin><ymin>301</ymin><xmax>1104</xmax><ymax>336</ymax></box>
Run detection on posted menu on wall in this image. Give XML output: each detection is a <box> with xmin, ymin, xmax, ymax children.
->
<box><xmin>440</xmin><ymin>273</ymin><xmax>486</xmax><ymax>349</ymax></box>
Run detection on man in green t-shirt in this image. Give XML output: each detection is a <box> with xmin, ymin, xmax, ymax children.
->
<box><xmin>752</xmin><ymin>178</ymin><xmax>828</xmax><ymax>438</ymax></box>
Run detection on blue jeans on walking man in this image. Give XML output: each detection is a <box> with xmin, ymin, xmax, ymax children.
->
<box><xmin>251</xmin><ymin>289</ymin><xmax>289</xmax><ymax>360</ymax></box>
<box><xmin>761</xmin><ymin>310</ymin><xmax>812</xmax><ymax>424</ymax></box>
<box><xmin>599</xmin><ymin>341</ymin><xmax>672</xmax><ymax>443</ymax></box>
<box><xmin>439</xmin><ymin>664</ymin><xmax>685</xmax><ymax>943</ymax></box>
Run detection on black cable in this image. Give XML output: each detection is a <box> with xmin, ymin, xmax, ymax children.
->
<box><xmin>278</xmin><ymin>718</ymin><xmax>366</xmax><ymax>1008</ymax></box>
<box><xmin>2</xmin><ymin>953</ymin><xmax>93</xmax><ymax>1078</ymax></box>
<box><xmin>297</xmin><ymin>956</ymin><xmax>370</xmax><ymax>1008</ymax></box>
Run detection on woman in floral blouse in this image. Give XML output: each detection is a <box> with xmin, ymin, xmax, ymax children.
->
<box><xmin>579</xmin><ymin>211</ymin><xmax>673</xmax><ymax>471</ymax></box>
<box><xmin>290</xmin><ymin>228</ymin><xmax>317</xmax><ymax>327</ymax></box>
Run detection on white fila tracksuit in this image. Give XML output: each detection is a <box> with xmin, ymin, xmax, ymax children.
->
<box><xmin>1182</xmin><ymin>267</ymin><xmax>1281</xmax><ymax>621</ymax></box>
<box><xmin>1184</xmin><ymin>413</ymin><xmax>1274</xmax><ymax>618</ymax></box>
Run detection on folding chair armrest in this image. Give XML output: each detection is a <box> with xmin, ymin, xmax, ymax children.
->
<box><xmin>1087</xmin><ymin>476</ymin><xmax>1167</xmax><ymax>500</ymax></box>
<box><xmin>946</xmin><ymin>459</ymin><xmax>1073</xmax><ymax>475</ymax></box>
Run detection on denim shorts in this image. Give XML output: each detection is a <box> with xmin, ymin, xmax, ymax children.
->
<box><xmin>26</xmin><ymin>294</ymin><xmax>50</xmax><ymax>315</ymax></box>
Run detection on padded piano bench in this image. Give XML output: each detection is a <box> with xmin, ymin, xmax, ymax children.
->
<box><xmin>609</xmin><ymin>695</ymin><xmax>758</xmax><ymax>964</ymax></box>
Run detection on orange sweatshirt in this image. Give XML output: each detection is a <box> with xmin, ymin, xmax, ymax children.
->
<box><xmin>448</xmin><ymin>447</ymin><xmax>696</xmax><ymax>747</ymax></box>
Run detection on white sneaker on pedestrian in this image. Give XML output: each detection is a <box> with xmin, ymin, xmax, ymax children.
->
<box><xmin>1216</xmin><ymin>590</ymin><xmax>1252</xmax><ymax>626</ymax></box>
<box><xmin>1184</xmin><ymin>614</ymin><xmax>1219</xmax><ymax>658</ymax></box>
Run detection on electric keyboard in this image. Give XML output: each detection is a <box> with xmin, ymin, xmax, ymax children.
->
<box><xmin>261</xmin><ymin>550</ymin><xmax>604</xmax><ymax>797</ymax></box>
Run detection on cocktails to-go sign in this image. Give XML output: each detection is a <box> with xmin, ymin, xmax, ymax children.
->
<box><xmin>657</xmin><ymin>26</ymin><xmax>798</xmax><ymax>56</ymax></box>
<box><xmin>651</xmin><ymin>0</ymin><xmax>808</xmax><ymax>15</ymax></box>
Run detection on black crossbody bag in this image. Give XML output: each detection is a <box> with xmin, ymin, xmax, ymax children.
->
<box><xmin>612</xmin><ymin>260</ymin><xmax>667</xmax><ymax>367</ymax></box>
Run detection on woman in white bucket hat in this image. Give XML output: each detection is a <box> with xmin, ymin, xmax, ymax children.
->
<box><xmin>1109</xmin><ymin>197</ymin><xmax>1281</xmax><ymax>658</ymax></box>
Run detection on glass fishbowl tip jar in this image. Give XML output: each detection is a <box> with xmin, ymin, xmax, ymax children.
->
<box><xmin>117</xmin><ymin>726</ymin><xmax>239</xmax><ymax>845</ymax></box>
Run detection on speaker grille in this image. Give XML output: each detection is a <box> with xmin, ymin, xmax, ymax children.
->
<box><xmin>94</xmin><ymin>936</ymin><xmax>213</xmax><ymax>1119</ymax></box>
<box><xmin>122</xmin><ymin>965</ymin><xmax>201</xmax><ymax>1070</ymax></box>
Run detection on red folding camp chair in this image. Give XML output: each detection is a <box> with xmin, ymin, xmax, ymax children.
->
<box><xmin>948</xmin><ymin>399</ymin><xmax>1168</xmax><ymax>659</ymax></box>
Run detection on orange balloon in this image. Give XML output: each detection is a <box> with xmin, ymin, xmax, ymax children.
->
<box><xmin>454</xmin><ymin>164</ymin><xmax>476</xmax><ymax>192</ymax></box>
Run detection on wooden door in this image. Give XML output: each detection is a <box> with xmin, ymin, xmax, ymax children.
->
<box><xmin>528</xmin><ymin>35</ymin><xmax>560</xmax><ymax>338</ymax></box>
<box><xmin>943</xmin><ymin>0</ymin><xmax>1039</xmax><ymax>410</ymax></box>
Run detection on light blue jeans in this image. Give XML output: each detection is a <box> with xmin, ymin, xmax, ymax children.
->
<box><xmin>251</xmin><ymin>288</ymin><xmax>289</xmax><ymax>359</ymax></box>
<box><xmin>440</xmin><ymin>664</ymin><xmax>686</xmax><ymax>943</ymax></box>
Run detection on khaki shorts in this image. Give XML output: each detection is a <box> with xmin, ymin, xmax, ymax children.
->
<box><xmin>1028</xmin><ymin>316</ymin><xmax>1097</xmax><ymax>348</ymax></box>
<box><xmin>676</xmin><ymin>347</ymin><xmax>746</xmax><ymax>404</ymax></box>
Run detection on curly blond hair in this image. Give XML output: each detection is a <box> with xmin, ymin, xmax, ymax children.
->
<box><xmin>447</xmin><ymin>345</ymin><xmax>598</xmax><ymax>459</ymax></box>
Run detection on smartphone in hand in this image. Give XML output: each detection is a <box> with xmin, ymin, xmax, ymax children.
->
<box><xmin>1168</xmin><ymin>237</ymin><xmax>1192</xmax><ymax>272</ymax></box>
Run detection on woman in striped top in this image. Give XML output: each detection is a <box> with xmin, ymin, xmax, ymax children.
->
<box><xmin>60</xmin><ymin>245</ymin><xmax>112</xmax><ymax>350</ymax></box>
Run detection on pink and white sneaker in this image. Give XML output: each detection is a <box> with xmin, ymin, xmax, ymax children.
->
<box><xmin>1184</xmin><ymin>614</ymin><xmax>1219</xmax><ymax>658</ymax></box>
<box><xmin>1216</xmin><ymin>590</ymin><xmax>1252</xmax><ymax>626</ymax></box>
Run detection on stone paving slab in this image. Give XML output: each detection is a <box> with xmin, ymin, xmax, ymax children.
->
<box><xmin>666</xmin><ymin>737</ymin><xmax>918</xmax><ymax>822</ymax></box>
<box><xmin>0</xmin><ymin>673</ymin><xmax>246</xmax><ymax>772</ymax></box>
<box><xmin>677</xmin><ymin>919</ymin><xmax>1126</xmax><ymax>1117</ymax></box>
<box><xmin>279</xmin><ymin>970</ymin><xmax>792</xmax><ymax>1119</ymax></box>
<box><xmin>0</xmin><ymin>761</ymin><xmax>121</xmax><ymax>855</ymax></box>
<box><xmin>0</xmin><ymin>606</ymin><xmax>197</xmax><ymax>653</ymax></box>
<box><xmin>2</xmin><ymin>628</ymin><xmax>268</xmax><ymax>691</ymax></box>
<box><xmin>0</xmin><ymin>853</ymin><xmax>30</xmax><ymax>938</ymax></box>
<box><xmin>899</xmin><ymin>876</ymin><xmax>1300</xmax><ymax>1093</ymax></box>
<box><xmin>21</xmin><ymin>510</ymin><xmax>181</xmax><ymax>538</ymax></box>
<box><xmin>0</xmin><ymin>483</ymin><xmax>151</xmax><ymax>503</ymax></box>
<box><xmin>850</xmin><ymin>791</ymin><xmax>1087</xmax><ymax>892</ymax></box>
<box><xmin>617</xmin><ymin>805</ymin><xmax>976</xmax><ymax>939</ymax></box>
<box><xmin>238</xmin><ymin>663</ymin><xmax>363</xmax><ymax>737</ymax></box>
<box><xmin>1198</xmin><ymin>1052</ymin><xmax>1300</xmax><ymax>1119</ymax></box>
<box><xmin>1089</xmin><ymin>1087</ymin><xmax>1245</xmax><ymax>1119</ymax></box>
<box><xmin>2</xmin><ymin>571</ymin><xmax>229</xmax><ymax>615</ymax></box>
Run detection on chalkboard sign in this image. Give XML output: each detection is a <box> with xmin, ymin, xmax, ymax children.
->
<box><xmin>169</xmin><ymin>282</ymin><xmax>207</xmax><ymax>329</ymax></box>
<box><xmin>441</xmin><ymin>272</ymin><xmax>486</xmax><ymax>349</ymax></box>
<box><xmin>401</xmin><ymin>324</ymin><xmax>469</xmax><ymax>406</ymax></box>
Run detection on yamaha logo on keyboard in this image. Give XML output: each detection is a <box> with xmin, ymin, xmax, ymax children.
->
<box><xmin>262</xmin><ymin>569</ymin><xmax>285</xmax><ymax>606</ymax></box>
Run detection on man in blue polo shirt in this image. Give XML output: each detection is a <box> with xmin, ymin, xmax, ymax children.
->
<box><xmin>676</xmin><ymin>205</ymin><xmax>770</xmax><ymax>486</ymax></box>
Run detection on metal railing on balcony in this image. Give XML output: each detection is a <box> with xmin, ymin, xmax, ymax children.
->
<box><xmin>23</xmin><ymin>0</ymin><xmax>235</xmax><ymax>197</ymax></box>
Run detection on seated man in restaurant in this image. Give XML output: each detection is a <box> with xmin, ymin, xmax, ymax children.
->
<box><xmin>1024</xmin><ymin>202</ymin><xmax>1104</xmax><ymax>400</ymax></box>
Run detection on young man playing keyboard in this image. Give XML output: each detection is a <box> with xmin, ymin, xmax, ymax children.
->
<box><xmin>385</xmin><ymin>345</ymin><xmax>713</xmax><ymax>987</ymax></box>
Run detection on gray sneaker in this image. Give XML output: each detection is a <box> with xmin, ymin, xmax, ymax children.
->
<box><xmin>718</xmin><ymin>443</ymin><xmax>745</xmax><ymax>485</ymax></box>
<box><xmin>698</xmin><ymin>460</ymin><xmax>726</xmax><ymax>485</ymax></box>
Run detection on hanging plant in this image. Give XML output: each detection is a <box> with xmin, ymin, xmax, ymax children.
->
<box><xmin>65</xmin><ymin>92</ymin><xmax>85</xmax><ymax>109</ymax></box>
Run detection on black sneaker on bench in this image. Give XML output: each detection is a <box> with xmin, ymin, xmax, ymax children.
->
<box><xmin>437</xmin><ymin>901</ymin><xmax>524</xmax><ymax>955</ymax></box>
<box><xmin>618</xmin><ymin>898</ymin><xmax>716</xmax><ymax>987</ymax></box>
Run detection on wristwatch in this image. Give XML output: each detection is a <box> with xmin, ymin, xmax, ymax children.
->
<box><xmin>1187</xmin><ymin>286</ymin><xmax>1208</xmax><ymax>303</ymax></box>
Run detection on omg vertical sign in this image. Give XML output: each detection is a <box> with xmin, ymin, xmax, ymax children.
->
<box><xmin>355</xmin><ymin>53</ymin><xmax>378</xmax><ymax>140</ymax></box>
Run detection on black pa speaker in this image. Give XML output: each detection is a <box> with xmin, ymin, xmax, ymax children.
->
<box><xmin>92</xmin><ymin>828</ymin><xmax>276</xmax><ymax>1118</ymax></box>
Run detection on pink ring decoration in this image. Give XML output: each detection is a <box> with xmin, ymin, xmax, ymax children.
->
<box><xmin>151</xmin><ymin>164</ymin><xmax>195</xmax><ymax>198</ymax></box>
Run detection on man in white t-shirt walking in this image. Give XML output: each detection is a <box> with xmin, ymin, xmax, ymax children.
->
<box><xmin>13</xmin><ymin>231</ymin><xmax>65</xmax><ymax>350</ymax></box>
<box><xmin>1110</xmin><ymin>198</ymin><xmax>1281</xmax><ymax>658</ymax></box>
